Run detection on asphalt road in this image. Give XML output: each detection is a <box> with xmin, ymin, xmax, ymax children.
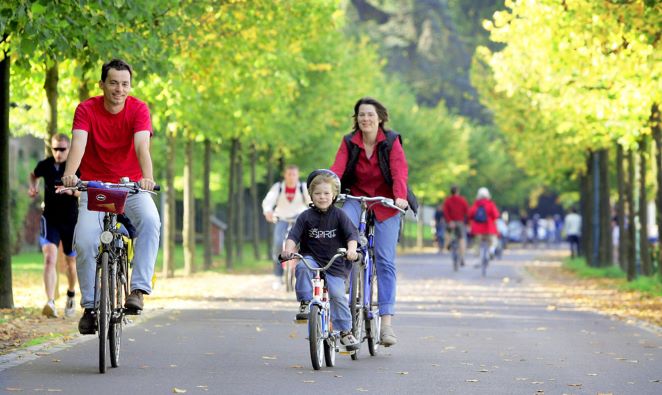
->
<box><xmin>1</xmin><ymin>248</ymin><xmax>660</xmax><ymax>394</ymax></box>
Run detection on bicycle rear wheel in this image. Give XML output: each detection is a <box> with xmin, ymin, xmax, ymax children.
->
<box><xmin>350</xmin><ymin>264</ymin><xmax>364</xmax><ymax>361</ymax></box>
<box><xmin>98</xmin><ymin>252</ymin><xmax>110</xmax><ymax>374</ymax></box>
<box><xmin>323</xmin><ymin>308</ymin><xmax>335</xmax><ymax>367</ymax></box>
<box><xmin>367</xmin><ymin>265</ymin><xmax>380</xmax><ymax>356</ymax></box>
<box><xmin>481</xmin><ymin>242</ymin><xmax>488</xmax><ymax>277</ymax></box>
<box><xmin>109</xmin><ymin>256</ymin><xmax>123</xmax><ymax>368</ymax></box>
<box><xmin>308</xmin><ymin>305</ymin><xmax>324</xmax><ymax>370</ymax></box>
<box><xmin>451</xmin><ymin>240</ymin><xmax>459</xmax><ymax>272</ymax></box>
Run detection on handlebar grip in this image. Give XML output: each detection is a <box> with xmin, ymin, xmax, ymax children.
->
<box><xmin>153</xmin><ymin>185</ymin><xmax>161</xmax><ymax>191</ymax></box>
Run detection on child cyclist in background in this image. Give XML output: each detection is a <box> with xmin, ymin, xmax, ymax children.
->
<box><xmin>281</xmin><ymin>169</ymin><xmax>361</xmax><ymax>350</ymax></box>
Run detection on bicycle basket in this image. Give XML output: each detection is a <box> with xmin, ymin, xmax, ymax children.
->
<box><xmin>87</xmin><ymin>187</ymin><xmax>129</xmax><ymax>214</ymax></box>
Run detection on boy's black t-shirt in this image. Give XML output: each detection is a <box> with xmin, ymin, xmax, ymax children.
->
<box><xmin>33</xmin><ymin>157</ymin><xmax>78</xmax><ymax>223</ymax></box>
<box><xmin>288</xmin><ymin>205</ymin><xmax>359</xmax><ymax>278</ymax></box>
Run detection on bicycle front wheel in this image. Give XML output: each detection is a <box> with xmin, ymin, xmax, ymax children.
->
<box><xmin>109</xmin><ymin>256</ymin><xmax>123</xmax><ymax>368</ymax></box>
<box><xmin>367</xmin><ymin>267</ymin><xmax>380</xmax><ymax>356</ymax></box>
<box><xmin>308</xmin><ymin>305</ymin><xmax>324</xmax><ymax>370</ymax></box>
<box><xmin>98</xmin><ymin>252</ymin><xmax>110</xmax><ymax>374</ymax></box>
<box><xmin>350</xmin><ymin>264</ymin><xmax>364</xmax><ymax>361</ymax></box>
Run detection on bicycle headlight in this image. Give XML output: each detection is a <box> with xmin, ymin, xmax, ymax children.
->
<box><xmin>100</xmin><ymin>231</ymin><xmax>114</xmax><ymax>244</ymax></box>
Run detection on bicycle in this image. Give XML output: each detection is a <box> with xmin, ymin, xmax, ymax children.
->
<box><xmin>274</xmin><ymin>215</ymin><xmax>298</xmax><ymax>292</ymax></box>
<box><xmin>281</xmin><ymin>249</ymin><xmax>352</xmax><ymax>370</ymax></box>
<box><xmin>60</xmin><ymin>179</ymin><xmax>158</xmax><ymax>373</ymax></box>
<box><xmin>336</xmin><ymin>194</ymin><xmax>406</xmax><ymax>360</ymax></box>
<box><xmin>477</xmin><ymin>234</ymin><xmax>491</xmax><ymax>277</ymax></box>
<box><xmin>447</xmin><ymin>222</ymin><xmax>462</xmax><ymax>272</ymax></box>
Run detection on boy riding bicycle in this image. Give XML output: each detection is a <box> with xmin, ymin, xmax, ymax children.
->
<box><xmin>281</xmin><ymin>169</ymin><xmax>360</xmax><ymax>350</ymax></box>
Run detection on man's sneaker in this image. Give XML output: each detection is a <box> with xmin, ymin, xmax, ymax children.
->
<box><xmin>295</xmin><ymin>301</ymin><xmax>310</xmax><ymax>321</ymax></box>
<box><xmin>42</xmin><ymin>300</ymin><xmax>58</xmax><ymax>318</ymax></box>
<box><xmin>125</xmin><ymin>289</ymin><xmax>145</xmax><ymax>311</ymax></box>
<box><xmin>340</xmin><ymin>331</ymin><xmax>360</xmax><ymax>351</ymax></box>
<box><xmin>78</xmin><ymin>309</ymin><xmax>96</xmax><ymax>335</ymax></box>
<box><xmin>64</xmin><ymin>295</ymin><xmax>76</xmax><ymax>318</ymax></box>
<box><xmin>380</xmin><ymin>324</ymin><xmax>397</xmax><ymax>347</ymax></box>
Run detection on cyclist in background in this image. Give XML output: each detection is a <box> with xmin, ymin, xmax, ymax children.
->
<box><xmin>442</xmin><ymin>185</ymin><xmax>469</xmax><ymax>266</ymax></box>
<box><xmin>62</xmin><ymin>59</ymin><xmax>160</xmax><ymax>334</ymax></box>
<box><xmin>28</xmin><ymin>133</ymin><xmax>79</xmax><ymax>318</ymax></box>
<box><xmin>262</xmin><ymin>165</ymin><xmax>311</xmax><ymax>289</ymax></box>
<box><xmin>468</xmin><ymin>187</ymin><xmax>500</xmax><ymax>264</ymax></box>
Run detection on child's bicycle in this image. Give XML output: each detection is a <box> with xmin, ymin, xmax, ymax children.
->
<box><xmin>281</xmin><ymin>249</ymin><xmax>354</xmax><ymax>370</ymax></box>
<box><xmin>60</xmin><ymin>179</ymin><xmax>159</xmax><ymax>373</ymax></box>
<box><xmin>336</xmin><ymin>194</ymin><xmax>406</xmax><ymax>360</ymax></box>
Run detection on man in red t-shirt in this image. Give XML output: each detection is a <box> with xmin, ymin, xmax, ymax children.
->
<box><xmin>63</xmin><ymin>59</ymin><xmax>160</xmax><ymax>335</ymax></box>
<box><xmin>442</xmin><ymin>185</ymin><xmax>469</xmax><ymax>265</ymax></box>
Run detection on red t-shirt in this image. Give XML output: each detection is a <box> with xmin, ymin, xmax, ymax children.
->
<box><xmin>443</xmin><ymin>194</ymin><xmax>469</xmax><ymax>222</ymax></box>
<box><xmin>330</xmin><ymin>129</ymin><xmax>408</xmax><ymax>222</ymax></box>
<box><xmin>72</xmin><ymin>96</ymin><xmax>152</xmax><ymax>182</ymax></box>
<box><xmin>285</xmin><ymin>186</ymin><xmax>296</xmax><ymax>202</ymax></box>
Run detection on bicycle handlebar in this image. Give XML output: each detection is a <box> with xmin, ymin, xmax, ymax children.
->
<box><xmin>57</xmin><ymin>180</ymin><xmax>160</xmax><ymax>194</ymax></box>
<box><xmin>279</xmin><ymin>249</ymin><xmax>362</xmax><ymax>272</ymax></box>
<box><xmin>337</xmin><ymin>193</ymin><xmax>407</xmax><ymax>214</ymax></box>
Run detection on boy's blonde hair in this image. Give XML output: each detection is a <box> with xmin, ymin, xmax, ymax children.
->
<box><xmin>309</xmin><ymin>173</ymin><xmax>339</xmax><ymax>198</ymax></box>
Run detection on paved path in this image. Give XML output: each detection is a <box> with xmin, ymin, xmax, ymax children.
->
<box><xmin>1</xmin><ymin>248</ymin><xmax>660</xmax><ymax>394</ymax></box>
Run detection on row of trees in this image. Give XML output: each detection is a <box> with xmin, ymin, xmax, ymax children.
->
<box><xmin>0</xmin><ymin>1</ymin><xmax>494</xmax><ymax>308</ymax></box>
<box><xmin>474</xmin><ymin>0</ymin><xmax>661</xmax><ymax>279</ymax></box>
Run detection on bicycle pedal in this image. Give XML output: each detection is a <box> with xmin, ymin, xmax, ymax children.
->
<box><xmin>124</xmin><ymin>308</ymin><xmax>142</xmax><ymax>316</ymax></box>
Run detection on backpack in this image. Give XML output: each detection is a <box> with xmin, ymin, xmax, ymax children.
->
<box><xmin>277</xmin><ymin>181</ymin><xmax>306</xmax><ymax>204</ymax></box>
<box><xmin>474</xmin><ymin>205</ymin><xmax>488</xmax><ymax>223</ymax></box>
<box><xmin>341</xmin><ymin>130</ymin><xmax>419</xmax><ymax>215</ymax></box>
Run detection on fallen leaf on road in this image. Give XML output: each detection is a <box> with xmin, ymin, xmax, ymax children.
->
<box><xmin>356</xmin><ymin>388</ymin><xmax>368</xmax><ymax>392</ymax></box>
<box><xmin>170</xmin><ymin>364</ymin><xmax>177</xmax><ymax>368</ymax></box>
<box><xmin>502</xmin><ymin>277</ymin><xmax>510</xmax><ymax>283</ymax></box>
<box><xmin>204</xmin><ymin>352</ymin><xmax>215</xmax><ymax>356</ymax></box>
<box><xmin>431</xmin><ymin>363</ymin><xmax>440</xmax><ymax>367</ymax></box>
<box><xmin>335</xmin><ymin>375</ymin><xmax>343</xmax><ymax>378</ymax></box>
<box><xmin>46</xmin><ymin>390</ymin><xmax>62</xmax><ymax>392</ymax></box>
<box><xmin>288</xmin><ymin>331</ymin><xmax>298</xmax><ymax>339</ymax></box>
<box><xmin>597</xmin><ymin>393</ymin><xmax>613</xmax><ymax>395</ymax></box>
<box><xmin>396</xmin><ymin>371</ymin><xmax>408</xmax><ymax>375</ymax></box>
<box><xmin>535</xmin><ymin>327</ymin><xmax>547</xmax><ymax>331</ymax></box>
<box><xmin>290</xmin><ymin>365</ymin><xmax>303</xmax><ymax>368</ymax></box>
<box><xmin>140</xmin><ymin>365</ymin><xmax>150</xmax><ymax>369</ymax></box>
<box><xmin>587</xmin><ymin>373</ymin><xmax>598</xmax><ymax>376</ymax></box>
<box><xmin>567</xmin><ymin>383</ymin><xmax>582</xmax><ymax>387</ymax></box>
<box><xmin>172</xmin><ymin>388</ymin><xmax>186</xmax><ymax>393</ymax></box>
<box><xmin>128</xmin><ymin>338</ymin><xmax>135</xmax><ymax>342</ymax></box>
<box><xmin>465</xmin><ymin>379</ymin><xmax>479</xmax><ymax>383</ymax></box>
<box><xmin>626</xmin><ymin>359</ymin><xmax>638</xmax><ymax>363</ymax></box>
<box><xmin>546</xmin><ymin>305</ymin><xmax>557</xmax><ymax>311</ymax></box>
<box><xmin>515</xmin><ymin>377</ymin><xmax>528</xmax><ymax>381</ymax></box>
<box><xmin>256</xmin><ymin>326</ymin><xmax>262</xmax><ymax>332</ymax></box>
<box><xmin>51</xmin><ymin>359</ymin><xmax>60</xmax><ymax>363</ymax></box>
<box><xmin>303</xmin><ymin>380</ymin><xmax>315</xmax><ymax>383</ymax></box>
<box><xmin>650</xmin><ymin>380</ymin><xmax>661</xmax><ymax>383</ymax></box>
<box><xmin>5</xmin><ymin>389</ymin><xmax>23</xmax><ymax>392</ymax></box>
<box><xmin>262</xmin><ymin>356</ymin><xmax>277</xmax><ymax>360</ymax></box>
<box><xmin>531</xmin><ymin>381</ymin><xmax>544</xmax><ymax>384</ymax></box>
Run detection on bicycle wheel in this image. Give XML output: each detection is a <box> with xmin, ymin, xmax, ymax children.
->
<box><xmin>367</xmin><ymin>265</ymin><xmax>380</xmax><ymax>356</ymax></box>
<box><xmin>109</xmin><ymin>256</ymin><xmax>123</xmax><ymax>368</ymax></box>
<box><xmin>350</xmin><ymin>264</ymin><xmax>364</xmax><ymax>361</ymax></box>
<box><xmin>308</xmin><ymin>305</ymin><xmax>324</xmax><ymax>370</ymax></box>
<box><xmin>481</xmin><ymin>243</ymin><xmax>488</xmax><ymax>277</ymax></box>
<box><xmin>323</xmin><ymin>309</ymin><xmax>335</xmax><ymax>367</ymax></box>
<box><xmin>451</xmin><ymin>240</ymin><xmax>459</xmax><ymax>272</ymax></box>
<box><xmin>98</xmin><ymin>252</ymin><xmax>110</xmax><ymax>374</ymax></box>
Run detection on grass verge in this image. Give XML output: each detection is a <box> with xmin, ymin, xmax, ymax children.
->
<box><xmin>563</xmin><ymin>257</ymin><xmax>662</xmax><ymax>297</ymax></box>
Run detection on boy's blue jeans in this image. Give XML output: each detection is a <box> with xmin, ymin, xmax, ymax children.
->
<box><xmin>341</xmin><ymin>198</ymin><xmax>401</xmax><ymax>316</ymax></box>
<box><xmin>295</xmin><ymin>256</ymin><xmax>351</xmax><ymax>332</ymax></box>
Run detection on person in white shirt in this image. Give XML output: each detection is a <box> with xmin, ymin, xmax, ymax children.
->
<box><xmin>563</xmin><ymin>207</ymin><xmax>582</xmax><ymax>258</ymax></box>
<box><xmin>262</xmin><ymin>165</ymin><xmax>311</xmax><ymax>288</ymax></box>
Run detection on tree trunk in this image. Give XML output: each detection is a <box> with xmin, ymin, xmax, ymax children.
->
<box><xmin>416</xmin><ymin>196</ymin><xmax>424</xmax><ymax>249</ymax></box>
<box><xmin>183</xmin><ymin>137</ymin><xmax>196</xmax><ymax>275</ymax></box>
<box><xmin>78</xmin><ymin>60</ymin><xmax>91</xmax><ymax>102</ymax></box>
<box><xmin>250</xmin><ymin>143</ymin><xmax>260</xmax><ymax>260</ymax></box>
<box><xmin>265</xmin><ymin>145</ymin><xmax>274</xmax><ymax>259</ymax></box>
<box><xmin>598</xmin><ymin>149</ymin><xmax>612</xmax><ymax>267</ymax></box>
<box><xmin>582</xmin><ymin>152</ymin><xmax>595</xmax><ymax>265</ymax></box>
<box><xmin>203</xmin><ymin>139</ymin><xmax>212</xmax><ymax>270</ymax></box>
<box><xmin>44</xmin><ymin>61</ymin><xmax>58</xmax><ymax>139</ymax></box>
<box><xmin>225</xmin><ymin>138</ymin><xmax>238</xmax><ymax>269</ymax></box>
<box><xmin>626</xmin><ymin>149</ymin><xmax>637</xmax><ymax>281</ymax></box>
<box><xmin>579</xmin><ymin>172</ymin><xmax>590</xmax><ymax>259</ymax></box>
<box><xmin>0</xmin><ymin>50</ymin><xmax>14</xmax><ymax>308</ymax></box>
<box><xmin>162</xmin><ymin>126</ymin><xmax>175</xmax><ymax>278</ymax></box>
<box><xmin>236</xmin><ymin>140</ymin><xmax>244</xmax><ymax>262</ymax></box>
<box><xmin>652</xmin><ymin>103</ymin><xmax>662</xmax><ymax>278</ymax></box>
<box><xmin>616</xmin><ymin>144</ymin><xmax>628</xmax><ymax>271</ymax></box>
<box><xmin>639</xmin><ymin>136</ymin><xmax>651</xmax><ymax>276</ymax></box>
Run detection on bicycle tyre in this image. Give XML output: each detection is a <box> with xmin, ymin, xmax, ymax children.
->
<box><xmin>452</xmin><ymin>240</ymin><xmax>459</xmax><ymax>272</ymax></box>
<box><xmin>308</xmin><ymin>305</ymin><xmax>324</xmax><ymax>370</ymax></box>
<box><xmin>323</xmin><ymin>310</ymin><xmax>335</xmax><ymax>367</ymax></box>
<box><xmin>98</xmin><ymin>252</ymin><xmax>110</xmax><ymax>374</ymax></box>
<box><xmin>109</xmin><ymin>256</ymin><xmax>123</xmax><ymax>368</ymax></box>
<box><xmin>350</xmin><ymin>264</ymin><xmax>364</xmax><ymax>361</ymax></box>
<box><xmin>481</xmin><ymin>244</ymin><xmax>488</xmax><ymax>277</ymax></box>
<box><xmin>367</xmin><ymin>263</ymin><xmax>380</xmax><ymax>356</ymax></box>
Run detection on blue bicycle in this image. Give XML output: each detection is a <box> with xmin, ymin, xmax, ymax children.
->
<box><xmin>337</xmin><ymin>194</ymin><xmax>405</xmax><ymax>359</ymax></box>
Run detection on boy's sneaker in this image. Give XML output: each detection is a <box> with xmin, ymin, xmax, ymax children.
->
<box><xmin>125</xmin><ymin>289</ymin><xmax>145</xmax><ymax>311</ymax></box>
<box><xmin>295</xmin><ymin>301</ymin><xmax>310</xmax><ymax>321</ymax></box>
<box><xmin>78</xmin><ymin>308</ymin><xmax>96</xmax><ymax>335</ymax></box>
<box><xmin>64</xmin><ymin>295</ymin><xmax>76</xmax><ymax>318</ymax></box>
<box><xmin>42</xmin><ymin>300</ymin><xmax>58</xmax><ymax>318</ymax></box>
<box><xmin>340</xmin><ymin>331</ymin><xmax>360</xmax><ymax>351</ymax></box>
